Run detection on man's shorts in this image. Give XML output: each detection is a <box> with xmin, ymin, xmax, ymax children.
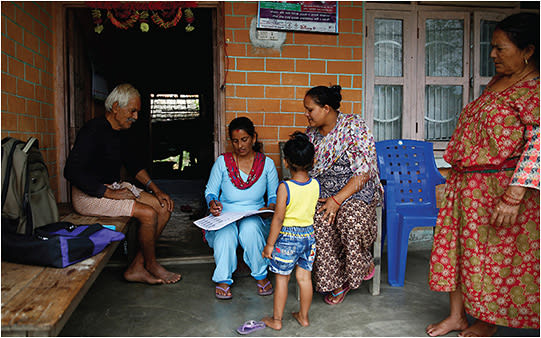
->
<box><xmin>72</xmin><ymin>182</ymin><xmax>142</xmax><ymax>217</ymax></box>
<box><xmin>268</xmin><ymin>225</ymin><xmax>316</xmax><ymax>275</ymax></box>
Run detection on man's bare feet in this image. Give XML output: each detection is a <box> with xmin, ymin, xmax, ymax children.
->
<box><xmin>124</xmin><ymin>265</ymin><xmax>164</xmax><ymax>284</ymax></box>
<box><xmin>292</xmin><ymin>312</ymin><xmax>309</xmax><ymax>327</ymax></box>
<box><xmin>146</xmin><ymin>262</ymin><xmax>182</xmax><ymax>284</ymax></box>
<box><xmin>261</xmin><ymin>316</ymin><xmax>282</xmax><ymax>330</ymax></box>
<box><xmin>458</xmin><ymin>320</ymin><xmax>497</xmax><ymax>337</ymax></box>
<box><xmin>426</xmin><ymin>315</ymin><xmax>469</xmax><ymax>337</ymax></box>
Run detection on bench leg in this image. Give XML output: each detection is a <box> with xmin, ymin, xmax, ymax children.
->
<box><xmin>369</xmin><ymin>206</ymin><xmax>382</xmax><ymax>296</ymax></box>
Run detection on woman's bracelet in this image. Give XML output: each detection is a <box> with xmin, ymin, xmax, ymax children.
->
<box><xmin>331</xmin><ymin>195</ymin><xmax>341</xmax><ymax>206</ymax></box>
<box><xmin>501</xmin><ymin>194</ymin><xmax>521</xmax><ymax>206</ymax></box>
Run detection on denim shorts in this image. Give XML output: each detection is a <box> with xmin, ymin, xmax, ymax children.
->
<box><xmin>268</xmin><ymin>225</ymin><xmax>316</xmax><ymax>275</ymax></box>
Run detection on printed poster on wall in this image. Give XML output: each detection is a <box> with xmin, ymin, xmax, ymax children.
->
<box><xmin>257</xmin><ymin>1</ymin><xmax>338</xmax><ymax>34</ymax></box>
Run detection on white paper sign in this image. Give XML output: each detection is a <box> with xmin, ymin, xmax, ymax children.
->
<box><xmin>194</xmin><ymin>210</ymin><xmax>274</xmax><ymax>231</ymax></box>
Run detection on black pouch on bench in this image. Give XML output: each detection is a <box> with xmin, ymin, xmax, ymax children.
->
<box><xmin>1</xmin><ymin>221</ymin><xmax>125</xmax><ymax>268</ymax></box>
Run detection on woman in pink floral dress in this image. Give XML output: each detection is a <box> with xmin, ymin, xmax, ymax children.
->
<box><xmin>426</xmin><ymin>13</ymin><xmax>540</xmax><ymax>337</ymax></box>
<box><xmin>304</xmin><ymin>85</ymin><xmax>382</xmax><ymax>305</ymax></box>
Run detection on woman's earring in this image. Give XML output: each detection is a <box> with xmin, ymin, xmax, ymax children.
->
<box><xmin>524</xmin><ymin>58</ymin><xmax>529</xmax><ymax>65</ymax></box>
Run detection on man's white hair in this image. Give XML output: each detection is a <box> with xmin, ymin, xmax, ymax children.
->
<box><xmin>104</xmin><ymin>84</ymin><xmax>140</xmax><ymax>112</ymax></box>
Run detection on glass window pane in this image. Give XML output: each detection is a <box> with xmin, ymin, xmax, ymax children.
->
<box><xmin>425</xmin><ymin>19</ymin><xmax>464</xmax><ymax>77</ymax></box>
<box><xmin>375</xmin><ymin>19</ymin><xmax>403</xmax><ymax>77</ymax></box>
<box><xmin>150</xmin><ymin>93</ymin><xmax>200</xmax><ymax>122</ymax></box>
<box><xmin>424</xmin><ymin>85</ymin><xmax>462</xmax><ymax>141</ymax></box>
<box><xmin>480</xmin><ymin>20</ymin><xmax>497</xmax><ymax>77</ymax></box>
<box><xmin>374</xmin><ymin>85</ymin><xmax>402</xmax><ymax>141</ymax></box>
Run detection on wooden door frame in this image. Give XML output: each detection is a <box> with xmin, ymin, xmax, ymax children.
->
<box><xmin>52</xmin><ymin>2</ymin><xmax>225</xmax><ymax>203</ymax></box>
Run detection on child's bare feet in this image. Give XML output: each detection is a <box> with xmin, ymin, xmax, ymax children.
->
<box><xmin>261</xmin><ymin>316</ymin><xmax>282</xmax><ymax>330</ymax></box>
<box><xmin>292</xmin><ymin>312</ymin><xmax>309</xmax><ymax>327</ymax></box>
<box><xmin>426</xmin><ymin>315</ymin><xmax>469</xmax><ymax>337</ymax></box>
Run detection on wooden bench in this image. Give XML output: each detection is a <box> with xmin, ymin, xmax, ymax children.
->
<box><xmin>1</xmin><ymin>211</ymin><xmax>136</xmax><ymax>337</ymax></box>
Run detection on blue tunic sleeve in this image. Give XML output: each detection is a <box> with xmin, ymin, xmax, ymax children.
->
<box><xmin>264</xmin><ymin>157</ymin><xmax>279</xmax><ymax>205</ymax></box>
<box><xmin>204</xmin><ymin>155</ymin><xmax>225</xmax><ymax>207</ymax></box>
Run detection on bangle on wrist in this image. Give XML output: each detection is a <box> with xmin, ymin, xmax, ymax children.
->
<box><xmin>501</xmin><ymin>194</ymin><xmax>520</xmax><ymax>206</ymax></box>
<box><xmin>145</xmin><ymin>179</ymin><xmax>153</xmax><ymax>191</ymax></box>
<box><xmin>331</xmin><ymin>195</ymin><xmax>341</xmax><ymax>206</ymax></box>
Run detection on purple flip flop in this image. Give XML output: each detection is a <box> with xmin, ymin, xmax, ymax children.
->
<box><xmin>256</xmin><ymin>280</ymin><xmax>273</xmax><ymax>296</ymax></box>
<box><xmin>215</xmin><ymin>285</ymin><xmax>232</xmax><ymax>300</ymax></box>
<box><xmin>236</xmin><ymin>320</ymin><xmax>266</xmax><ymax>335</ymax></box>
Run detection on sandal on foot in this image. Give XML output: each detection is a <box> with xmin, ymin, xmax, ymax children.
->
<box><xmin>364</xmin><ymin>265</ymin><xmax>375</xmax><ymax>280</ymax></box>
<box><xmin>256</xmin><ymin>280</ymin><xmax>273</xmax><ymax>296</ymax></box>
<box><xmin>236</xmin><ymin>320</ymin><xmax>266</xmax><ymax>335</ymax></box>
<box><xmin>324</xmin><ymin>285</ymin><xmax>351</xmax><ymax>305</ymax></box>
<box><xmin>215</xmin><ymin>285</ymin><xmax>232</xmax><ymax>300</ymax></box>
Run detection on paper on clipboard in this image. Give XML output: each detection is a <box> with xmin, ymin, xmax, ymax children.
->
<box><xmin>193</xmin><ymin>210</ymin><xmax>274</xmax><ymax>231</ymax></box>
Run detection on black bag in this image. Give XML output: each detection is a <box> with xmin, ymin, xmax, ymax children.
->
<box><xmin>1</xmin><ymin>137</ymin><xmax>59</xmax><ymax>235</ymax></box>
<box><xmin>1</xmin><ymin>221</ymin><xmax>125</xmax><ymax>268</ymax></box>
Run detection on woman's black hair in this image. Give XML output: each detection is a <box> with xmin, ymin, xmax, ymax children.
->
<box><xmin>283</xmin><ymin>131</ymin><xmax>315</xmax><ymax>172</ymax></box>
<box><xmin>496</xmin><ymin>13</ymin><xmax>540</xmax><ymax>69</ymax></box>
<box><xmin>305</xmin><ymin>85</ymin><xmax>342</xmax><ymax>111</ymax></box>
<box><xmin>228</xmin><ymin>116</ymin><xmax>263</xmax><ymax>153</ymax></box>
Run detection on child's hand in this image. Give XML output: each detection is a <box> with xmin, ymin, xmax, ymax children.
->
<box><xmin>262</xmin><ymin>244</ymin><xmax>274</xmax><ymax>259</ymax></box>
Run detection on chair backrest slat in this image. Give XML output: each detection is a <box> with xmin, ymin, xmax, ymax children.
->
<box><xmin>375</xmin><ymin>139</ymin><xmax>446</xmax><ymax>210</ymax></box>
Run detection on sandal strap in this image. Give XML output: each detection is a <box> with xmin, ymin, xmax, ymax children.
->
<box><xmin>331</xmin><ymin>286</ymin><xmax>348</xmax><ymax>297</ymax></box>
<box><xmin>257</xmin><ymin>281</ymin><xmax>270</xmax><ymax>290</ymax></box>
<box><xmin>216</xmin><ymin>286</ymin><xmax>230</xmax><ymax>292</ymax></box>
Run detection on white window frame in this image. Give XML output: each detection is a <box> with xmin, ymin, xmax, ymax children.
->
<box><xmin>417</xmin><ymin>11</ymin><xmax>470</xmax><ymax>151</ymax></box>
<box><xmin>472</xmin><ymin>11</ymin><xmax>509</xmax><ymax>99</ymax></box>
<box><xmin>364</xmin><ymin>3</ymin><xmax>521</xmax><ymax>155</ymax></box>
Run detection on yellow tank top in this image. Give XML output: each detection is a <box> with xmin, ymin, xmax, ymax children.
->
<box><xmin>282</xmin><ymin>178</ymin><xmax>320</xmax><ymax>227</ymax></box>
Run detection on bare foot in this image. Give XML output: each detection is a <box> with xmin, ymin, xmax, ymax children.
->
<box><xmin>426</xmin><ymin>315</ymin><xmax>469</xmax><ymax>337</ymax></box>
<box><xmin>146</xmin><ymin>262</ymin><xmax>182</xmax><ymax>284</ymax></box>
<box><xmin>124</xmin><ymin>265</ymin><xmax>164</xmax><ymax>284</ymax></box>
<box><xmin>261</xmin><ymin>316</ymin><xmax>282</xmax><ymax>330</ymax></box>
<box><xmin>292</xmin><ymin>312</ymin><xmax>309</xmax><ymax>327</ymax></box>
<box><xmin>215</xmin><ymin>283</ymin><xmax>232</xmax><ymax>298</ymax></box>
<box><xmin>458</xmin><ymin>320</ymin><xmax>497</xmax><ymax>337</ymax></box>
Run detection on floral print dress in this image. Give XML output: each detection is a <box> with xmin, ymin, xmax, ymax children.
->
<box><xmin>307</xmin><ymin>114</ymin><xmax>383</xmax><ymax>292</ymax></box>
<box><xmin>429</xmin><ymin>77</ymin><xmax>540</xmax><ymax>329</ymax></box>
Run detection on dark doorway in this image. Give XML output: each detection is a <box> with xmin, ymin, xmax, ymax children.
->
<box><xmin>67</xmin><ymin>7</ymin><xmax>214</xmax><ymax>179</ymax></box>
<box><xmin>65</xmin><ymin>7</ymin><xmax>215</xmax><ymax>259</ymax></box>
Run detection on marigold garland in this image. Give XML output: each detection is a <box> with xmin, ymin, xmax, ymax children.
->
<box><xmin>91</xmin><ymin>4</ymin><xmax>196</xmax><ymax>33</ymax></box>
<box><xmin>150</xmin><ymin>7</ymin><xmax>183</xmax><ymax>29</ymax></box>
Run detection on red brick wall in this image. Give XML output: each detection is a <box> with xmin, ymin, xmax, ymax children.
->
<box><xmin>224</xmin><ymin>1</ymin><xmax>364</xmax><ymax>176</ymax></box>
<box><xmin>1</xmin><ymin>1</ymin><xmax>57</xmax><ymax>196</ymax></box>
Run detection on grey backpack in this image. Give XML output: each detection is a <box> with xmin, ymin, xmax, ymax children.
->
<box><xmin>2</xmin><ymin>137</ymin><xmax>59</xmax><ymax>236</ymax></box>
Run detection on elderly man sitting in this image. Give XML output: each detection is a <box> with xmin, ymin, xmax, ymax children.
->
<box><xmin>64</xmin><ymin>83</ymin><xmax>181</xmax><ymax>284</ymax></box>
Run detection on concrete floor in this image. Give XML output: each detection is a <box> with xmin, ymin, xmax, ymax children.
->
<box><xmin>59</xmin><ymin>180</ymin><xmax>539</xmax><ymax>336</ymax></box>
<box><xmin>59</xmin><ymin>250</ymin><xmax>539</xmax><ymax>337</ymax></box>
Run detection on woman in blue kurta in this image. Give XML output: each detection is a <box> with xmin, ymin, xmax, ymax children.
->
<box><xmin>205</xmin><ymin>117</ymin><xmax>279</xmax><ymax>299</ymax></box>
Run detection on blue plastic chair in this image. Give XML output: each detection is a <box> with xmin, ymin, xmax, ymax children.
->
<box><xmin>375</xmin><ymin>139</ymin><xmax>446</xmax><ymax>287</ymax></box>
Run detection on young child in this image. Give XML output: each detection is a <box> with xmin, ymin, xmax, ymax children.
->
<box><xmin>261</xmin><ymin>131</ymin><xmax>319</xmax><ymax>330</ymax></box>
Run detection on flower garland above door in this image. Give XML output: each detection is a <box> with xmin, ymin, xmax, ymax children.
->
<box><xmin>87</xmin><ymin>1</ymin><xmax>197</xmax><ymax>33</ymax></box>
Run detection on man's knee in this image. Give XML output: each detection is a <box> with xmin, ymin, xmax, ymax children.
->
<box><xmin>156</xmin><ymin>205</ymin><xmax>171</xmax><ymax>220</ymax></box>
<box><xmin>133</xmin><ymin>203</ymin><xmax>158</xmax><ymax>225</ymax></box>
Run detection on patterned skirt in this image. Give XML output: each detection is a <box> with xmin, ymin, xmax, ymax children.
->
<box><xmin>429</xmin><ymin>169</ymin><xmax>540</xmax><ymax>329</ymax></box>
<box><xmin>312</xmin><ymin>198</ymin><xmax>378</xmax><ymax>293</ymax></box>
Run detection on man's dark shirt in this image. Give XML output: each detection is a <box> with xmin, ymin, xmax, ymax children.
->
<box><xmin>64</xmin><ymin>116</ymin><xmax>145</xmax><ymax>198</ymax></box>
